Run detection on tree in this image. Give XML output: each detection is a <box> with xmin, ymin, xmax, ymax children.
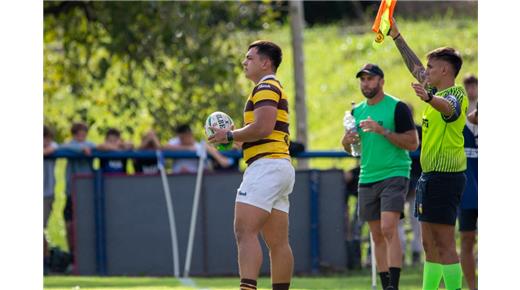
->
<box><xmin>44</xmin><ymin>1</ymin><xmax>281</xmax><ymax>143</ymax></box>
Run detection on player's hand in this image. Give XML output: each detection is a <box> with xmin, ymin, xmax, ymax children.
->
<box><xmin>388</xmin><ymin>17</ymin><xmax>400</xmax><ymax>39</ymax></box>
<box><xmin>207</xmin><ymin>126</ymin><xmax>230</xmax><ymax>144</ymax></box>
<box><xmin>360</xmin><ymin>116</ymin><xmax>384</xmax><ymax>134</ymax></box>
<box><xmin>411</xmin><ymin>83</ymin><xmax>430</xmax><ymax>102</ymax></box>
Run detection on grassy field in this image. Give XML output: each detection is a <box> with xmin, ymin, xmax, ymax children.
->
<box><xmin>45</xmin><ymin>268</ymin><xmax>428</xmax><ymax>290</ymax></box>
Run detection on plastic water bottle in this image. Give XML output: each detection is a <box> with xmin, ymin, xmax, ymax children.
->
<box><xmin>343</xmin><ymin>109</ymin><xmax>361</xmax><ymax>157</ymax></box>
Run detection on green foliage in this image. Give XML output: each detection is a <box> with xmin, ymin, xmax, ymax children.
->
<box><xmin>44</xmin><ymin>1</ymin><xmax>281</xmax><ymax>144</ymax></box>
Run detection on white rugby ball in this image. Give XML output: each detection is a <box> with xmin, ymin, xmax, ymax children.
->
<box><xmin>205</xmin><ymin>111</ymin><xmax>234</xmax><ymax>137</ymax></box>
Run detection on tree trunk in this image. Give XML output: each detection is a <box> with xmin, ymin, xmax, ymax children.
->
<box><xmin>289</xmin><ymin>0</ymin><xmax>308</xmax><ymax>169</ymax></box>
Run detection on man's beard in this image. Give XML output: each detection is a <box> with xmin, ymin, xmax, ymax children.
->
<box><xmin>362</xmin><ymin>86</ymin><xmax>380</xmax><ymax>99</ymax></box>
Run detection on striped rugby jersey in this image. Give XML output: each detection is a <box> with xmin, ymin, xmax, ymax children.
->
<box><xmin>242</xmin><ymin>76</ymin><xmax>290</xmax><ymax>165</ymax></box>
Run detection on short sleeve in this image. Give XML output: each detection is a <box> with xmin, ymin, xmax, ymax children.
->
<box><xmin>442</xmin><ymin>94</ymin><xmax>463</xmax><ymax>123</ymax></box>
<box><xmin>251</xmin><ymin>83</ymin><xmax>281</xmax><ymax>108</ymax></box>
<box><xmin>394</xmin><ymin>102</ymin><xmax>416</xmax><ymax>133</ymax></box>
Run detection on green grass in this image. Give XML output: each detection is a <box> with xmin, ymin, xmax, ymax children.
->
<box><xmin>45</xmin><ymin>267</ymin><xmax>425</xmax><ymax>289</ymax></box>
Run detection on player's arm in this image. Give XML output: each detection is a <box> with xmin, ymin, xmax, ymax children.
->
<box><xmin>389</xmin><ymin>19</ymin><xmax>427</xmax><ymax>84</ymax></box>
<box><xmin>209</xmin><ymin>106</ymin><xmax>277</xmax><ymax>144</ymax></box>
<box><xmin>411</xmin><ymin>83</ymin><xmax>462</xmax><ymax>120</ymax></box>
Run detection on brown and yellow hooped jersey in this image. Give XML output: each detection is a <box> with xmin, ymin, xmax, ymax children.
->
<box><xmin>242</xmin><ymin>77</ymin><xmax>290</xmax><ymax>165</ymax></box>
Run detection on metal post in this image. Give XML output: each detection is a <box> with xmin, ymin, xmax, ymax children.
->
<box><xmin>183</xmin><ymin>142</ymin><xmax>207</xmax><ymax>277</ymax></box>
<box><xmin>289</xmin><ymin>0</ymin><xmax>309</xmax><ymax>169</ymax></box>
<box><xmin>93</xmin><ymin>158</ymin><xmax>107</xmax><ymax>275</ymax></box>
<box><xmin>156</xmin><ymin>150</ymin><xmax>181</xmax><ymax>277</ymax></box>
<box><xmin>309</xmin><ymin>170</ymin><xmax>320</xmax><ymax>274</ymax></box>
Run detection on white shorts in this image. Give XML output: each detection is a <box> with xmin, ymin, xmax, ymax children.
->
<box><xmin>236</xmin><ymin>158</ymin><xmax>295</xmax><ymax>213</ymax></box>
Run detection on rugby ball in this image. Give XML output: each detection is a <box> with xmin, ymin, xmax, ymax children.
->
<box><xmin>204</xmin><ymin>111</ymin><xmax>234</xmax><ymax>138</ymax></box>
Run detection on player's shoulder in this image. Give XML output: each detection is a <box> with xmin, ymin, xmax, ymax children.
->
<box><xmin>441</xmin><ymin>85</ymin><xmax>466</xmax><ymax>98</ymax></box>
<box><xmin>253</xmin><ymin>79</ymin><xmax>282</xmax><ymax>96</ymax></box>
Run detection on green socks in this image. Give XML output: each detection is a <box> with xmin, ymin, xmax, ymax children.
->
<box><xmin>442</xmin><ymin>263</ymin><xmax>462</xmax><ymax>290</ymax></box>
<box><xmin>422</xmin><ymin>261</ymin><xmax>443</xmax><ymax>290</ymax></box>
<box><xmin>422</xmin><ymin>261</ymin><xmax>462</xmax><ymax>290</ymax></box>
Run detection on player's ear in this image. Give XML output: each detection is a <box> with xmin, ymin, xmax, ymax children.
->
<box><xmin>441</xmin><ymin>62</ymin><xmax>450</xmax><ymax>76</ymax></box>
<box><xmin>260</xmin><ymin>56</ymin><xmax>271</xmax><ymax>70</ymax></box>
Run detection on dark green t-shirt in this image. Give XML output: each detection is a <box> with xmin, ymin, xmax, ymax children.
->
<box><xmin>352</xmin><ymin>94</ymin><xmax>414</xmax><ymax>183</ymax></box>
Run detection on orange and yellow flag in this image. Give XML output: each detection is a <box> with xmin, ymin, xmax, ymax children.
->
<box><xmin>372</xmin><ymin>0</ymin><xmax>397</xmax><ymax>48</ymax></box>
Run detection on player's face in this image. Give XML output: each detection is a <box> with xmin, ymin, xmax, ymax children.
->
<box><xmin>242</xmin><ymin>47</ymin><xmax>267</xmax><ymax>82</ymax></box>
<box><xmin>425</xmin><ymin>58</ymin><xmax>447</xmax><ymax>87</ymax></box>
<box><xmin>359</xmin><ymin>74</ymin><xmax>383</xmax><ymax>99</ymax></box>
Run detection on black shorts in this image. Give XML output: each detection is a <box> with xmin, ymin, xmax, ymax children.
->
<box><xmin>63</xmin><ymin>196</ymin><xmax>73</xmax><ymax>222</ymax></box>
<box><xmin>414</xmin><ymin>172</ymin><xmax>466</xmax><ymax>225</ymax></box>
<box><xmin>458</xmin><ymin>208</ymin><xmax>478</xmax><ymax>231</ymax></box>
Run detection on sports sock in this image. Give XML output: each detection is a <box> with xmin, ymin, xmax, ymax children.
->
<box><xmin>422</xmin><ymin>261</ymin><xmax>443</xmax><ymax>290</ymax></box>
<box><xmin>272</xmin><ymin>282</ymin><xmax>290</xmax><ymax>290</ymax></box>
<box><xmin>240</xmin><ymin>278</ymin><xmax>257</xmax><ymax>290</ymax></box>
<box><xmin>379</xmin><ymin>271</ymin><xmax>390</xmax><ymax>289</ymax></box>
<box><xmin>442</xmin><ymin>263</ymin><xmax>462</xmax><ymax>290</ymax></box>
<box><xmin>389</xmin><ymin>267</ymin><xmax>401</xmax><ymax>289</ymax></box>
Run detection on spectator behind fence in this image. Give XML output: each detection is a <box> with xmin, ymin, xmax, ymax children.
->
<box><xmin>133</xmin><ymin>130</ymin><xmax>161</xmax><ymax>174</ymax></box>
<box><xmin>207</xmin><ymin>142</ymin><xmax>242</xmax><ymax>172</ymax></box>
<box><xmin>97</xmin><ymin>128</ymin><xmax>133</xmax><ymax>174</ymax></box>
<box><xmin>398</xmin><ymin>103</ymin><xmax>423</xmax><ymax>266</ymax></box>
<box><xmin>164</xmin><ymin>124</ymin><xmax>236</xmax><ymax>173</ymax></box>
<box><xmin>44</xmin><ymin>125</ymin><xmax>58</xmax><ymax>274</ymax></box>
<box><xmin>459</xmin><ymin>74</ymin><xmax>478</xmax><ymax>290</ymax></box>
<box><xmin>164</xmin><ymin>124</ymin><xmax>204</xmax><ymax>173</ymax></box>
<box><xmin>59</xmin><ymin>122</ymin><xmax>96</xmax><ymax>266</ymax></box>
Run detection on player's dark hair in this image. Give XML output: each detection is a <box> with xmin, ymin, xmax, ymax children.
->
<box><xmin>71</xmin><ymin>122</ymin><xmax>88</xmax><ymax>135</ymax></box>
<box><xmin>105</xmin><ymin>128</ymin><xmax>121</xmax><ymax>139</ymax></box>
<box><xmin>427</xmin><ymin>47</ymin><xmax>463</xmax><ymax>78</ymax></box>
<box><xmin>175</xmin><ymin>124</ymin><xmax>192</xmax><ymax>134</ymax></box>
<box><xmin>463</xmin><ymin>74</ymin><xmax>478</xmax><ymax>85</ymax></box>
<box><xmin>248</xmin><ymin>40</ymin><xmax>282</xmax><ymax>72</ymax></box>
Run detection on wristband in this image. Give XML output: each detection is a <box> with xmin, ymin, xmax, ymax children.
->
<box><xmin>383</xmin><ymin>128</ymin><xmax>392</xmax><ymax>137</ymax></box>
<box><xmin>226</xmin><ymin>131</ymin><xmax>234</xmax><ymax>143</ymax></box>
<box><xmin>425</xmin><ymin>92</ymin><xmax>434</xmax><ymax>103</ymax></box>
<box><xmin>392</xmin><ymin>33</ymin><xmax>401</xmax><ymax>40</ymax></box>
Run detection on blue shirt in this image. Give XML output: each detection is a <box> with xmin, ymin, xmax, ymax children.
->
<box><xmin>460</xmin><ymin>124</ymin><xmax>478</xmax><ymax>209</ymax></box>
